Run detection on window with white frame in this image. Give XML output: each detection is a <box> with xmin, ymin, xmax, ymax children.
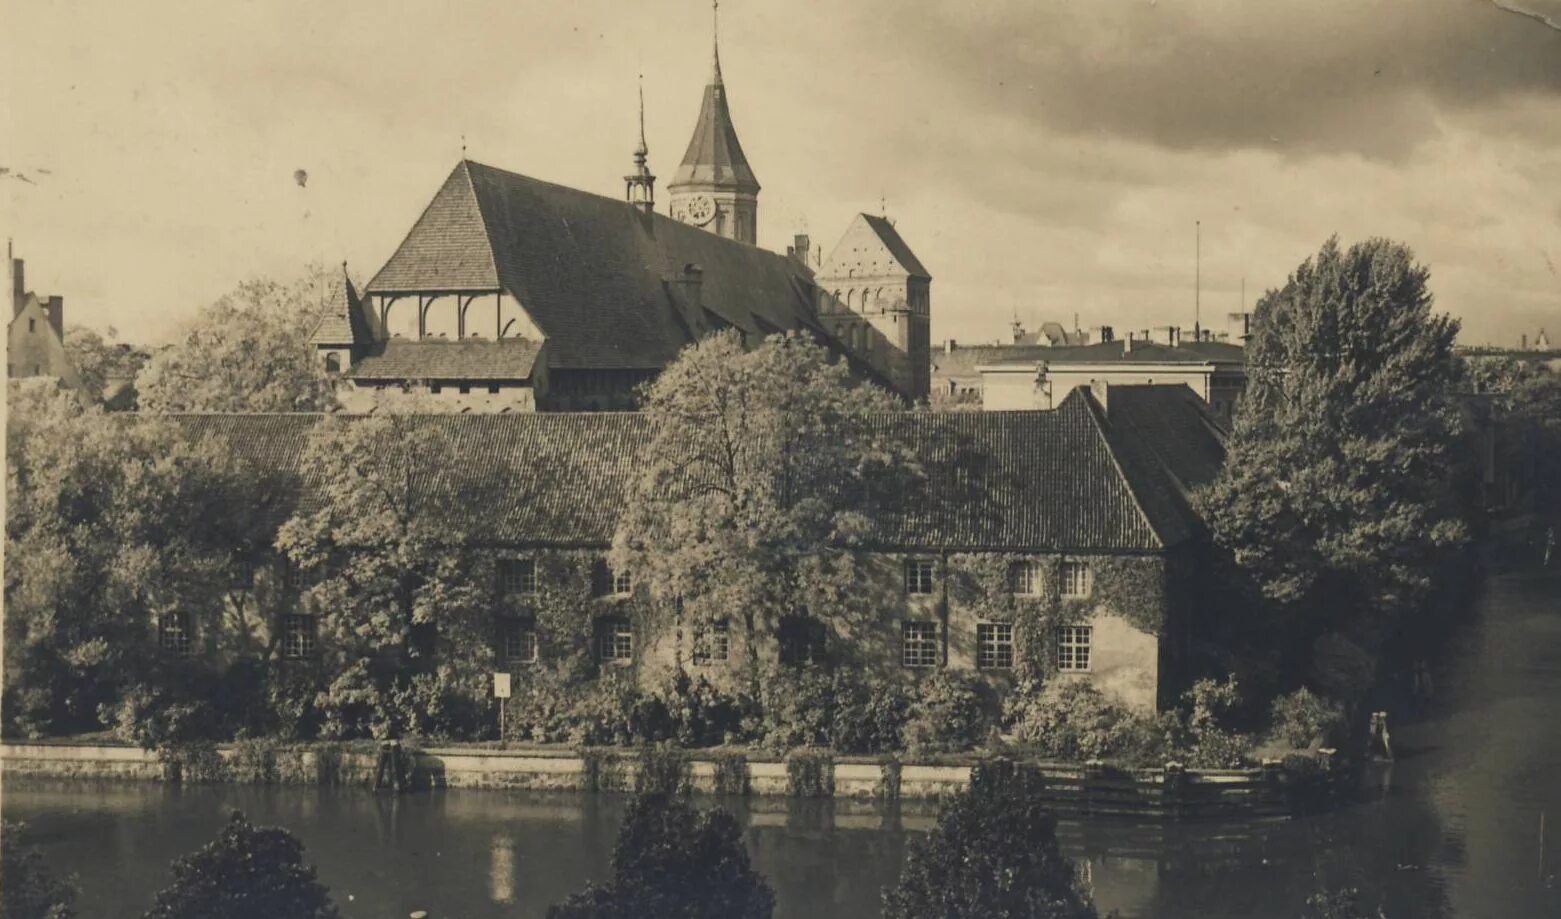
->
<box><xmin>229</xmin><ymin>557</ymin><xmax>256</xmax><ymax>592</ymax></box>
<box><xmin>1007</xmin><ymin>560</ymin><xmax>1041</xmax><ymax>596</ymax></box>
<box><xmin>901</xmin><ymin>620</ymin><xmax>940</xmax><ymax>668</ymax></box>
<box><xmin>502</xmin><ymin>618</ymin><xmax>538</xmax><ymax>665</ymax></box>
<box><xmin>282</xmin><ymin>614</ymin><xmax>317</xmax><ymax>660</ymax></box>
<box><xmin>1061</xmin><ymin>561</ymin><xmax>1093</xmax><ymax>598</ymax></box>
<box><xmin>904</xmin><ymin>558</ymin><xmax>937</xmax><ymax>596</ymax></box>
<box><xmin>977</xmin><ymin>622</ymin><xmax>1015</xmax><ymax>670</ymax></box>
<box><xmin>1057</xmin><ymin>625</ymin><xmax>1092</xmax><ymax>671</ymax></box>
<box><xmin>596</xmin><ymin>616</ymin><xmax>633</xmax><ymax>662</ymax></box>
<box><xmin>498</xmin><ymin>558</ymin><xmax>537</xmax><ymax>596</ymax></box>
<box><xmin>692</xmin><ymin>619</ymin><xmax>730</xmax><ymax>665</ymax></box>
<box><xmin>159</xmin><ymin>611</ymin><xmax>192</xmax><ymax>656</ymax></box>
<box><xmin>612</xmin><ymin>568</ymin><xmax>632</xmax><ymax>596</ymax></box>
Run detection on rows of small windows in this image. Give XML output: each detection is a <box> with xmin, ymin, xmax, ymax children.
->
<box><xmin>895</xmin><ymin>620</ymin><xmax>1082</xmax><ymax>672</ymax></box>
<box><xmin>905</xmin><ymin>558</ymin><xmax>1092</xmax><ymax>599</ymax></box>
<box><xmin>158</xmin><ymin>610</ymin><xmax>317</xmax><ymax>661</ymax></box>
<box><xmin>498</xmin><ymin>558</ymin><xmax>631</xmax><ymax>598</ymax></box>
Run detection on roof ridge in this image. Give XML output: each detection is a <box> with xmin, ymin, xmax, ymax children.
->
<box><xmin>1068</xmin><ymin>389</ymin><xmax>1167</xmax><ymax>550</ymax></box>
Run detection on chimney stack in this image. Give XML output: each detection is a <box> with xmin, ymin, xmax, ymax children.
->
<box><xmin>787</xmin><ymin>234</ymin><xmax>811</xmax><ymax>266</ymax></box>
<box><xmin>10</xmin><ymin>252</ymin><xmax>24</xmax><ymax>318</ymax></box>
<box><xmin>45</xmin><ymin>295</ymin><xmax>64</xmax><ymax>337</ymax></box>
<box><xmin>944</xmin><ymin>339</ymin><xmax>957</xmax><ymax>355</ymax></box>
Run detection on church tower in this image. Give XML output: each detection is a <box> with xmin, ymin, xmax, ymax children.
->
<box><xmin>668</xmin><ymin>1</ymin><xmax>760</xmax><ymax>245</ymax></box>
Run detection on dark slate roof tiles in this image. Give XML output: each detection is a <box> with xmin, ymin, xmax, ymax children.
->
<box><xmin>346</xmin><ymin>339</ymin><xmax>542</xmax><ymax>382</ymax></box>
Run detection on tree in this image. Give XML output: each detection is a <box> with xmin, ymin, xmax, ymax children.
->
<box><xmin>1460</xmin><ymin>356</ymin><xmax>1561</xmax><ymax>519</ymax></box>
<box><xmin>142</xmin><ymin>811</ymin><xmax>338</xmax><ymax>919</ymax></box>
<box><xmin>1</xmin><ymin>820</ymin><xmax>77</xmax><ymax>919</ymax></box>
<box><xmin>63</xmin><ymin>325</ymin><xmax>149</xmax><ymax>408</ymax></box>
<box><xmin>882</xmin><ymin>761</ymin><xmax>1097</xmax><ymax>919</ymax></box>
<box><xmin>612</xmin><ymin>331</ymin><xmax>916</xmax><ymax>691</ymax></box>
<box><xmin>1198</xmin><ymin>237</ymin><xmax>1467</xmax><ymax>650</ymax></box>
<box><xmin>548</xmin><ymin>792</ymin><xmax>774</xmax><ymax>919</ymax></box>
<box><xmin>135</xmin><ymin>264</ymin><xmax>338</xmax><ymax>413</ymax></box>
<box><xmin>4</xmin><ymin>386</ymin><xmax>269</xmax><ymax>739</ymax></box>
<box><xmin>275</xmin><ymin>398</ymin><xmax>498</xmax><ymax>739</ymax></box>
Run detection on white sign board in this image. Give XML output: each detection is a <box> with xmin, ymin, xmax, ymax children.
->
<box><xmin>492</xmin><ymin>672</ymin><xmax>512</xmax><ymax>699</ymax></box>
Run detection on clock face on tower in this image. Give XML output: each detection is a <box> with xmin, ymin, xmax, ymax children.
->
<box><xmin>684</xmin><ymin>194</ymin><xmax>717</xmax><ymax>226</ymax></box>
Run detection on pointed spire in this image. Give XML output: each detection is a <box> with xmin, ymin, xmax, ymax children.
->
<box><xmin>712</xmin><ymin>0</ymin><xmax>722</xmax><ymax>83</ymax></box>
<box><xmin>626</xmin><ymin>73</ymin><xmax>656</xmax><ymax>213</ymax></box>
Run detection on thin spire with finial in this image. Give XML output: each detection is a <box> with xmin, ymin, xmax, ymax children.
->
<box><xmin>460</xmin><ymin>133</ymin><xmax>467</xmax><ymax>159</ymax></box>
<box><xmin>636</xmin><ymin>73</ymin><xmax>648</xmax><ymax>156</ymax></box>
<box><xmin>712</xmin><ymin>0</ymin><xmax>722</xmax><ymax>82</ymax></box>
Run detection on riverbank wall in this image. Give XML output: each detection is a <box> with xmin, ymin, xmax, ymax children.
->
<box><xmin>0</xmin><ymin>740</ymin><xmax>1338</xmax><ymax>818</ymax></box>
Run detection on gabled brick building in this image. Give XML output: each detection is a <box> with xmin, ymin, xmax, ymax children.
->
<box><xmin>170</xmin><ymin>385</ymin><xmax>1224</xmax><ymax>712</ymax></box>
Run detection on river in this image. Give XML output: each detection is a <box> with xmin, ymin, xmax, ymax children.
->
<box><xmin>4</xmin><ymin>572</ymin><xmax>1559</xmax><ymax>918</ymax></box>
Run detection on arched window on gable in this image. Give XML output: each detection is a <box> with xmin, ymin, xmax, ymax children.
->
<box><xmin>324</xmin><ymin>352</ymin><xmax>342</xmax><ymax>374</ymax></box>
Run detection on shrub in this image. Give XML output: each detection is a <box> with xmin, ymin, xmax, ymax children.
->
<box><xmin>711</xmin><ymin>751</ymin><xmax>749</xmax><ymax>796</ymax></box>
<box><xmin>142</xmin><ymin>811</ymin><xmax>339</xmax><ymax>919</ymax></box>
<box><xmin>1177</xmin><ymin>676</ymin><xmax>1253</xmax><ymax>768</ymax></box>
<box><xmin>101</xmin><ymin>678</ymin><xmax>222</xmax><ymax>750</ymax></box>
<box><xmin>1004</xmin><ymin>679</ymin><xmax>1176</xmax><ymax>766</ymax></box>
<box><xmin>830</xmin><ymin>672</ymin><xmax>912</xmax><ymax>754</ymax></box>
<box><xmin>159</xmin><ymin>742</ymin><xmax>228</xmax><ymax>784</ymax></box>
<box><xmin>785</xmin><ymin>749</ymin><xmax>834</xmax><ymax>798</ymax></box>
<box><xmin>635</xmin><ymin>744</ymin><xmax>692</xmax><ymax>796</ymax></box>
<box><xmin>1</xmin><ymin>820</ymin><xmax>78</xmax><ymax>919</ymax></box>
<box><xmin>882</xmin><ymin>760</ymin><xmax>1097</xmax><ymax>918</ymax></box>
<box><xmin>904</xmin><ymin>670</ymin><xmax>995</xmax><ymax>754</ymax></box>
<box><xmin>228</xmin><ymin>738</ymin><xmax>280</xmax><ymax>785</ymax></box>
<box><xmin>547</xmin><ymin>792</ymin><xmax>773</xmax><ymax>919</ymax></box>
<box><xmin>1269</xmin><ymin>687</ymin><xmax>1346</xmax><ymax>749</ymax></box>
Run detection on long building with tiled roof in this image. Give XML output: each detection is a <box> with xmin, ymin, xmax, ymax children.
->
<box><xmin>168</xmin><ymin>385</ymin><xmax>1222</xmax><ymax>711</ymax></box>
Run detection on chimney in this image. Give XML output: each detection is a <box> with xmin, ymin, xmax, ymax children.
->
<box><xmin>1089</xmin><ymin>325</ymin><xmax>1114</xmax><ymax>344</ymax></box>
<box><xmin>45</xmin><ymin>295</ymin><xmax>64</xmax><ymax>337</ymax></box>
<box><xmin>944</xmin><ymin>339</ymin><xmax>957</xmax><ymax>355</ymax></box>
<box><xmin>1010</xmin><ymin>319</ymin><xmax>1025</xmax><ymax>344</ymax></box>
<box><xmin>787</xmin><ymin>234</ymin><xmax>811</xmax><ymax>266</ymax></box>
<box><xmin>11</xmin><ymin>253</ymin><xmax>24</xmax><ymax>318</ymax></box>
<box><xmin>1090</xmin><ymin>380</ymin><xmax>1109</xmax><ymax>415</ymax></box>
<box><xmin>1123</xmin><ymin>331</ymin><xmax>1137</xmax><ymax>354</ymax></box>
<box><xmin>669</xmin><ymin>263</ymin><xmax>705</xmax><ymax>328</ymax></box>
<box><xmin>1226</xmin><ymin>311</ymin><xmax>1251</xmax><ymax>344</ymax></box>
<box><xmin>1151</xmin><ymin>326</ymin><xmax>1180</xmax><ymax>346</ymax></box>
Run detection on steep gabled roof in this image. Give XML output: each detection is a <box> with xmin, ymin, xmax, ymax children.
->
<box><xmin>668</xmin><ymin>58</ymin><xmax>759</xmax><ymax>192</ymax></box>
<box><xmin>167</xmin><ymin>394</ymin><xmax>1213</xmax><ymax>552</ymax></box>
<box><xmin>346</xmin><ymin>339</ymin><xmax>542</xmax><ymax>382</ymax></box>
<box><xmin>365</xmin><ymin>161</ymin><xmax>825</xmax><ymax>373</ymax></box>
<box><xmin>860</xmin><ymin>214</ymin><xmax>931</xmax><ymax>279</ymax></box>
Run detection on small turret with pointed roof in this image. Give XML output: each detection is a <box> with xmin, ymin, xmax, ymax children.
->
<box><xmin>669</xmin><ymin>0</ymin><xmax>760</xmax><ymax>244</ymax></box>
<box><xmin>625</xmin><ymin>76</ymin><xmax>657</xmax><ymax>214</ymax></box>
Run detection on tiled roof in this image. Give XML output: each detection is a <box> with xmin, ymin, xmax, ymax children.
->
<box><xmin>669</xmin><ymin>58</ymin><xmax>759</xmax><ymax>192</ymax></box>
<box><xmin>860</xmin><ymin>214</ymin><xmax>930</xmax><ymax>279</ymax></box>
<box><xmin>933</xmin><ymin>339</ymin><xmax>1247</xmax><ymax>377</ymax></box>
<box><xmin>167</xmin><ymin>390</ymin><xmax>1212</xmax><ymax>552</ymax></box>
<box><xmin>1102</xmin><ymin>385</ymin><xmax>1228</xmax><ymax>494</ymax></box>
<box><xmin>366</xmin><ymin>161</ymin><xmax>825</xmax><ymax>373</ymax></box>
<box><xmin>308</xmin><ymin>273</ymin><xmax>375</xmax><ymax>346</ymax></box>
<box><xmin>346</xmin><ymin>339</ymin><xmax>542</xmax><ymax>382</ymax></box>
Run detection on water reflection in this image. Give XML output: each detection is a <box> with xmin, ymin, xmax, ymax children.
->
<box><xmin>490</xmin><ymin>832</ymin><xmax>516</xmax><ymax>904</ymax></box>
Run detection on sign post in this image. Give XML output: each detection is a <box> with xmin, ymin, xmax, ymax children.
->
<box><xmin>493</xmin><ymin>672</ymin><xmax>512</xmax><ymax>745</ymax></box>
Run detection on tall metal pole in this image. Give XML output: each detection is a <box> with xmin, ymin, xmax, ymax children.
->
<box><xmin>1195</xmin><ymin>220</ymin><xmax>1201</xmax><ymax>342</ymax></box>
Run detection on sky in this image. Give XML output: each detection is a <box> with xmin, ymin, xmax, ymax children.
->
<box><xmin>3</xmin><ymin>0</ymin><xmax>1559</xmax><ymax>348</ymax></box>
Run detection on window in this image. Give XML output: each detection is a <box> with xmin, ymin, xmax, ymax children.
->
<box><xmin>430</xmin><ymin>384</ymin><xmax>443</xmax><ymax>394</ymax></box>
<box><xmin>488</xmin><ymin>384</ymin><xmax>501</xmax><ymax>395</ymax></box>
<box><xmin>901</xmin><ymin>621</ymin><xmax>940</xmax><ymax>668</ymax></box>
<box><xmin>613</xmin><ymin>569</ymin><xmax>632</xmax><ymax>596</ymax></box>
<box><xmin>282</xmin><ymin>561</ymin><xmax>305</xmax><ymax>591</ymax></box>
<box><xmin>1057</xmin><ymin>626</ymin><xmax>1092</xmax><ymax>671</ymax></box>
<box><xmin>1061</xmin><ymin>561</ymin><xmax>1092</xmax><ymax>599</ymax></box>
<box><xmin>324</xmin><ymin>353</ymin><xmax>342</xmax><ymax>374</ymax></box>
<box><xmin>778</xmin><ymin>615</ymin><xmax>826</xmax><ymax>666</ymax></box>
<box><xmin>282</xmin><ymin>614</ymin><xmax>317</xmax><ymax>659</ymax></box>
<box><xmin>596</xmin><ymin>616</ymin><xmax>633</xmax><ymax>663</ymax></box>
<box><xmin>159</xmin><ymin>611</ymin><xmax>192</xmax><ymax>655</ymax></box>
<box><xmin>498</xmin><ymin>558</ymin><xmax>537</xmax><ymax>596</ymax></box>
<box><xmin>977</xmin><ymin>622</ymin><xmax>1015</xmax><ymax>670</ymax></box>
<box><xmin>501</xmin><ymin>618</ymin><xmax>538</xmax><ymax>665</ymax></box>
<box><xmin>592</xmin><ymin>560</ymin><xmax>632</xmax><ymax>597</ymax></box>
<box><xmin>1007</xmin><ymin>560</ymin><xmax>1041</xmax><ymax>596</ymax></box>
<box><xmin>904</xmin><ymin>558</ymin><xmax>937</xmax><ymax>595</ymax></box>
<box><xmin>458</xmin><ymin>385</ymin><xmax>471</xmax><ymax>395</ymax></box>
<box><xmin>229</xmin><ymin>557</ymin><xmax>256</xmax><ymax>591</ymax></box>
<box><xmin>692</xmin><ymin>619</ymin><xmax>730</xmax><ymax>665</ymax></box>
<box><xmin>28</xmin><ymin>318</ymin><xmax>35</xmax><ymax>333</ymax></box>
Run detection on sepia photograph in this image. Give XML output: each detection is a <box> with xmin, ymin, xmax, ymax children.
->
<box><xmin>2</xmin><ymin>1</ymin><xmax>1559</xmax><ymax>916</ymax></box>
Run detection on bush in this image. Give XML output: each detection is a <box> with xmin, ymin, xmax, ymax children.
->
<box><xmin>785</xmin><ymin>749</ymin><xmax>834</xmax><ymax>797</ymax></box>
<box><xmin>143</xmin><ymin>811</ymin><xmax>338</xmax><ymax>919</ymax></box>
<box><xmin>1177</xmin><ymin>676</ymin><xmax>1253</xmax><ymax>769</ymax></box>
<box><xmin>904</xmin><ymin>670</ymin><xmax>995</xmax><ymax>754</ymax></box>
<box><xmin>1004</xmin><ymin>680</ymin><xmax>1174</xmax><ymax>765</ymax></box>
<box><xmin>635</xmin><ymin>744</ymin><xmax>692</xmax><ymax>796</ymax></box>
<box><xmin>101</xmin><ymin>677</ymin><xmax>223</xmax><ymax>750</ymax></box>
<box><xmin>882</xmin><ymin>760</ymin><xmax>1097</xmax><ymax>918</ymax></box>
<box><xmin>1268</xmin><ymin>687</ymin><xmax>1345</xmax><ymax>749</ymax></box>
<box><xmin>547</xmin><ymin>793</ymin><xmax>773</xmax><ymax>919</ymax></box>
<box><xmin>711</xmin><ymin>751</ymin><xmax>749</xmax><ymax>796</ymax></box>
<box><xmin>1</xmin><ymin>820</ymin><xmax>78</xmax><ymax>919</ymax></box>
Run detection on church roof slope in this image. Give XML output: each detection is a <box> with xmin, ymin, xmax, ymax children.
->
<box><xmin>167</xmin><ymin>396</ymin><xmax>1213</xmax><ymax>552</ymax></box>
<box><xmin>365</xmin><ymin>160</ymin><xmax>824</xmax><ymax>372</ymax></box>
